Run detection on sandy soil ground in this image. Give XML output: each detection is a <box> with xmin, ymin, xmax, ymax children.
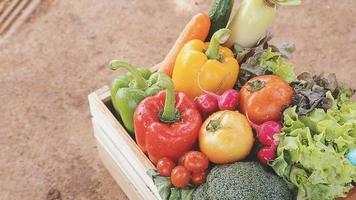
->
<box><xmin>0</xmin><ymin>0</ymin><xmax>355</xmax><ymax>199</ymax></box>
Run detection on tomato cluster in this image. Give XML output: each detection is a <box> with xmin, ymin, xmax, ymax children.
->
<box><xmin>156</xmin><ymin>151</ymin><xmax>209</xmax><ymax>188</ymax></box>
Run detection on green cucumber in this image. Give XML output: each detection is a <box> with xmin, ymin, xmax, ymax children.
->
<box><xmin>207</xmin><ymin>0</ymin><xmax>234</xmax><ymax>41</ymax></box>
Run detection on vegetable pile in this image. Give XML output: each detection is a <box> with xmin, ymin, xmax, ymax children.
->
<box><xmin>107</xmin><ymin>0</ymin><xmax>356</xmax><ymax>199</ymax></box>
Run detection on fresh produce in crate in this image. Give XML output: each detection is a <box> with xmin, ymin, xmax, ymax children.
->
<box><xmin>103</xmin><ymin>0</ymin><xmax>356</xmax><ymax>199</ymax></box>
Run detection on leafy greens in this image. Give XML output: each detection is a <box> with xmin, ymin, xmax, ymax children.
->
<box><xmin>235</xmin><ymin>34</ymin><xmax>297</xmax><ymax>88</ymax></box>
<box><xmin>270</xmin><ymin>92</ymin><xmax>356</xmax><ymax>200</ymax></box>
<box><xmin>290</xmin><ymin>72</ymin><xmax>355</xmax><ymax>116</ymax></box>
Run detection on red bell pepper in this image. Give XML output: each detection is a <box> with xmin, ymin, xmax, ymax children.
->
<box><xmin>133</xmin><ymin>74</ymin><xmax>202</xmax><ymax>164</ymax></box>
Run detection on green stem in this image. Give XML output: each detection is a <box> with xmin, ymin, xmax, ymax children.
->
<box><xmin>205</xmin><ymin>28</ymin><xmax>231</xmax><ymax>61</ymax></box>
<box><xmin>267</xmin><ymin>0</ymin><xmax>302</xmax><ymax>6</ymax></box>
<box><xmin>110</xmin><ymin>60</ymin><xmax>148</xmax><ymax>89</ymax></box>
<box><xmin>157</xmin><ymin>75</ymin><xmax>180</xmax><ymax>123</ymax></box>
<box><xmin>248</xmin><ymin>80</ymin><xmax>266</xmax><ymax>92</ymax></box>
<box><xmin>206</xmin><ymin>111</ymin><xmax>228</xmax><ymax>132</ymax></box>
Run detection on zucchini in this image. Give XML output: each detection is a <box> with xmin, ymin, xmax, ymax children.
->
<box><xmin>207</xmin><ymin>0</ymin><xmax>234</xmax><ymax>41</ymax></box>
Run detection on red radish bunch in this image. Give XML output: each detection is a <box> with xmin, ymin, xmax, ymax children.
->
<box><xmin>195</xmin><ymin>89</ymin><xmax>240</xmax><ymax>117</ymax></box>
<box><xmin>247</xmin><ymin>119</ymin><xmax>282</xmax><ymax>165</ymax></box>
<box><xmin>256</xmin><ymin>121</ymin><xmax>281</xmax><ymax>165</ymax></box>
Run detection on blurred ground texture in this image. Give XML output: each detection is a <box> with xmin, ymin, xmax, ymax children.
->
<box><xmin>0</xmin><ymin>0</ymin><xmax>355</xmax><ymax>199</ymax></box>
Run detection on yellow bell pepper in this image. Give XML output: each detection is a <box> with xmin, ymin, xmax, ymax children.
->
<box><xmin>172</xmin><ymin>28</ymin><xmax>239</xmax><ymax>98</ymax></box>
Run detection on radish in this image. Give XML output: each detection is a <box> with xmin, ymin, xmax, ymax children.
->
<box><xmin>257</xmin><ymin>145</ymin><xmax>276</xmax><ymax>165</ymax></box>
<box><xmin>217</xmin><ymin>89</ymin><xmax>240</xmax><ymax>110</ymax></box>
<box><xmin>245</xmin><ymin>113</ymin><xmax>282</xmax><ymax>146</ymax></box>
<box><xmin>195</xmin><ymin>93</ymin><xmax>219</xmax><ymax>114</ymax></box>
<box><xmin>245</xmin><ymin>116</ymin><xmax>281</xmax><ymax>165</ymax></box>
<box><xmin>225</xmin><ymin>0</ymin><xmax>302</xmax><ymax>48</ymax></box>
<box><xmin>195</xmin><ymin>89</ymin><xmax>240</xmax><ymax>114</ymax></box>
<box><xmin>257</xmin><ymin>121</ymin><xmax>282</xmax><ymax>146</ymax></box>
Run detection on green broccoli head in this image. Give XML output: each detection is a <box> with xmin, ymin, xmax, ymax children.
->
<box><xmin>193</xmin><ymin>162</ymin><xmax>292</xmax><ymax>200</ymax></box>
<box><xmin>192</xmin><ymin>182</ymin><xmax>208</xmax><ymax>200</ymax></box>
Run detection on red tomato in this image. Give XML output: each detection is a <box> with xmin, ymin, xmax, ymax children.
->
<box><xmin>156</xmin><ymin>157</ymin><xmax>176</xmax><ymax>177</ymax></box>
<box><xmin>171</xmin><ymin>166</ymin><xmax>191</xmax><ymax>188</ymax></box>
<box><xmin>240</xmin><ymin>75</ymin><xmax>293</xmax><ymax>125</ymax></box>
<box><xmin>183</xmin><ymin>151</ymin><xmax>209</xmax><ymax>172</ymax></box>
<box><xmin>191</xmin><ymin>170</ymin><xmax>207</xmax><ymax>186</ymax></box>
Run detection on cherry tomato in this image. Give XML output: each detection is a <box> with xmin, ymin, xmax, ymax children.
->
<box><xmin>191</xmin><ymin>170</ymin><xmax>207</xmax><ymax>186</ymax></box>
<box><xmin>240</xmin><ymin>75</ymin><xmax>293</xmax><ymax>125</ymax></box>
<box><xmin>156</xmin><ymin>157</ymin><xmax>176</xmax><ymax>177</ymax></box>
<box><xmin>171</xmin><ymin>166</ymin><xmax>191</xmax><ymax>188</ymax></box>
<box><xmin>178</xmin><ymin>152</ymin><xmax>189</xmax><ymax>166</ymax></box>
<box><xmin>183</xmin><ymin>151</ymin><xmax>209</xmax><ymax>172</ymax></box>
<box><xmin>257</xmin><ymin>146</ymin><xmax>276</xmax><ymax>165</ymax></box>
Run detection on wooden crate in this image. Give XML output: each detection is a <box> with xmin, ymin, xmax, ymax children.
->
<box><xmin>88</xmin><ymin>86</ymin><xmax>356</xmax><ymax>200</ymax></box>
<box><xmin>88</xmin><ymin>86</ymin><xmax>161</xmax><ymax>200</ymax></box>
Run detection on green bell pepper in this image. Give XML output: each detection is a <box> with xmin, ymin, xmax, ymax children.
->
<box><xmin>109</xmin><ymin>60</ymin><xmax>169</xmax><ymax>134</ymax></box>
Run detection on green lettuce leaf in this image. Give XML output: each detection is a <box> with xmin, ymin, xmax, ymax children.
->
<box><xmin>148</xmin><ymin>170</ymin><xmax>195</xmax><ymax>200</ymax></box>
<box><xmin>271</xmin><ymin>98</ymin><xmax>356</xmax><ymax>200</ymax></box>
<box><xmin>259</xmin><ymin>48</ymin><xmax>297</xmax><ymax>82</ymax></box>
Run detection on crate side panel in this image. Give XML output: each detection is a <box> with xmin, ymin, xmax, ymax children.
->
<box><xmin>88</xmin><ymin>90</ymin><xmax>161</xmax><ymax>199</ymax></box>
<box><xmin>93</xmin><ymin>119</ymin><xmax>159</xmax><ymax>200</ymax></box>
<box><xmin>97</xmin><ymin>142</ymin><xmax>143</xmax><ymax>200</ymax></box>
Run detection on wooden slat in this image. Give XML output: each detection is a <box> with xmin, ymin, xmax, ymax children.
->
<box><xmin>0</xmin><ymin>1</ymin><xmax>11</xmax><ymax>16</ymax></box>
<box><xmin>0</xmin><ymin>0</ymin><xmax>41</xmax><ymax>40</ymax></box>
<box><xmin>97</xmin><ymin>143</ymin><xmax>142</xmax><ymax>200</ymax></box>
<box><xmin>88</xmin><ymin>88</ymin><xmax>155</xmax><ymax>170</ymax></box>
<box><xmin>0</xmin><ymin>0</ymin><xmax>21</xmax><ymax>27</ymax></box>
<box><xmin>93</xmin><ymin>121</ymin><xmax>144</xmax><ymax>200</ymax></box>
<box><xmin>0</xmin><ymin>0</ymin><xmax>30</xmax><ymax>34</ymax></box>
<box><xmin>88</xmin><ymin>86</ymin><xmax>161</xmax><ymax>200</ymax></box>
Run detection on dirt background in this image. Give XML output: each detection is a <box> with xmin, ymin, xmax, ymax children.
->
<box><xmin>0</xmin><ymin>0</ymin><xmax>355</xmax><ymax>199</ymax></box>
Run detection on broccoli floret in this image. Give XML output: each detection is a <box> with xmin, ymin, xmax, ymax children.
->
<box><xmin>193</xmin><ymin>182</ymin><xmax>208</xmax><ymax>200</ymax></box>
<box><xmin>193</xmin><ymin>162</ymin><xmax>292</xmax><ymax>200</ymax></box>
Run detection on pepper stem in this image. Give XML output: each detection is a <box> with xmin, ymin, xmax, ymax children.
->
<box><xmin>157</xmin><ymin>75</ymin><xmax>180</xmax><ymax>123</ymax></box>
<box><xmin>110</xmin><ymin>60</ymin><xmax>148</xmax><ymax>89</ymax></box>
<box><xmin>205</xmin><ymin>28</ymin><xmax>231</xmax><ymax>61</ymax></box>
